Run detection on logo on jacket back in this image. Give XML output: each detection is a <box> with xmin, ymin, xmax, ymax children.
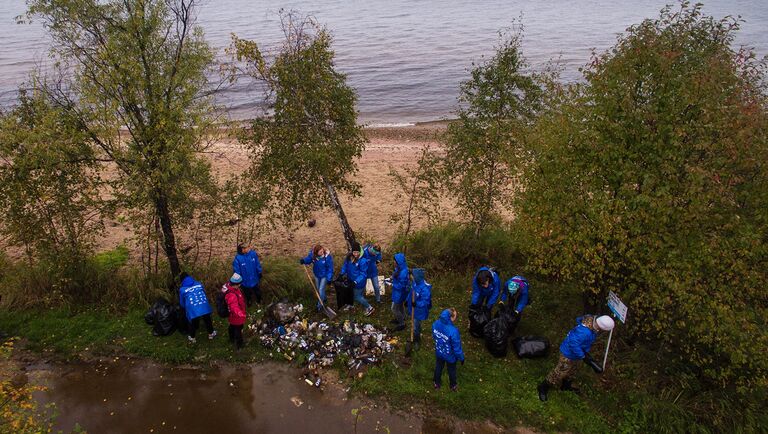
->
<box><xmin>184</xmin><ymin>285</ymin><xmax>206</xmax><ymax>306</ymax></box>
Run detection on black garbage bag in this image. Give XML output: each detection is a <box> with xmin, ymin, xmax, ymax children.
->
<box><xmin>176</xmin><ymin>306</ymin><xmax>189</xmax><ymax>335</ymax></box>
<box><xmin>333</xmin><ymin>275</ymin><xmax>354</xmax><ymax>309</ymax></box>
<box><xmin>146</xmin><ymin>299</ymin><xmax>177</xmax><ymax>336</ymax></box>
<box><xmin>483</xmin><ymin>317</ymin><xmax>510</xmax><ymax>357</ymax></box>
<box><xmin>468</xmin><ymin>304</ymin><xmax>491</xmax><ymax>338</ymax></box>
<box><xmin>512</xmin><ymin>336</ymin><xmax>550</xmax><ymax>358</ymax></box>
<box><xmin>495</xmin><ymin>304</ymin><xmax>520</xmax><ymax>335</ymax></box>
<box><xmin>267</xmin><ymin>298</ymin><xmax>297</xmax><ymax>324</ymax></box>
<box><xmin>144</xmin><ymin>309</ymin><xmax>155</xmax><ymax>326</ymax></box>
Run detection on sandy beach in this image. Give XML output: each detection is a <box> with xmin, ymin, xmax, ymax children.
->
<box><xmin>92</xmin><ymin>122</ymin><xmax>451</xmax><ymax>263</ymax></box>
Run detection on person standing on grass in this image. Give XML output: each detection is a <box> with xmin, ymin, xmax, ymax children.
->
<box><xmin>179</xmin><ymin>272</ymin><xmax>216</xmax><ymax>344</ymax></box>
<box><xmin>537</xmin><ymin>314</ymin><xmax>615</xmax><ymax>401</ymax></box>
<box><xmin>389</xmin><ymin>252</ymin><xmax>410</xmax><ymax>331</ymax></box>
<box><xmin>361</xmin><ymin>243</ymin><xmax>383</xmax><ymax>303</ymax></box>
<box><xmin>299</xmin><ymin>244</ymin><xmax>334</xmax><ymax>311</ymax></box>
<box><xmin>222</xmin><ymin>273</ymin><xmax>247</xmax><ymax>350</ymax></box>
<box><xmin>340</xmin><ymin>241</ymin><xmax>375</xmax><ymax>316</ymax></box>
<box><xmin>471</xmin><ymin>266</ymin><xmax>501</xmax><ymax>311</ymax></box>
<box><xmin>407</xmin><ymin>268</ymin><xmax>432</xmax><ymax>344</ymax></box>
<box><xmin>432</xmin><ymin>308</ymin><xmax>465</xmax><ymax>391</ymax></box>
<box><xmin>233</xmin><ymin>243</ymin><xmax>263</xmax><ymax>306</ymax></box>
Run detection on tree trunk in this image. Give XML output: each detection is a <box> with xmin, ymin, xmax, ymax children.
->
<box><xmin>323</xmin><ymin>177</ymin><xmax>356</xmax><ymax>250</ymax></box>
<box><xmin>154</xmin><ymin>189</ymin><xmax>182</xmax><ymax>291</ymax></box>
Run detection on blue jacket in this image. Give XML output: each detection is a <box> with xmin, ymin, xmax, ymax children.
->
<box><xmin>470</xmin><ymin>267</ymin><xmax>501</xmax><ymax>309</ymax></box>
<box><xmin>432</xmin><ymin>309</ymin><xmax>465</xmax><ymax>363</ymax></box>
<box><xmin>500</xmin><ymin>276</ymin><xmax>530</xmax><ymax>313</ymax></box>
<box><xmin>559</xmin><ymin>316</ymin><xmax>598</xmax><ymax>360</ymax></box>
<box><xmin>341</xmin><ymin>256</ymin><xmax>370</xmax><ymax>289</ymax></box>
<box><xmin>390</xmin><ymin>253</ymin><xmax>410</xmax><ymax>304</ymax></box>
<box><xmin>300</xmin><ymin>249</ymin><xmax>334</xmax><ymax>281</ymax></box>
<box><xmin>179</xmin><ymin>276</ymin><xmax>212</xmax><ymax>321</ymax></box>
<box><xmin>361</xmin><ymin>245</ymin><xmax>382</xmax><ymax>278</ymax></box>
<box><xmin>233</xmin><ymin>250</ymin><xmax>262</xmax><ymax>288</ymax></box>
<box><xmin>407</xmin><ymin>268</ymin><xmax>432</xmax><ymax>321</ymax></box>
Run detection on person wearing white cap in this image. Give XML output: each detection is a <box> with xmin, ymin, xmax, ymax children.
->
<box><xmin>221</xmin><ymin>273</ymin><xmax>247</xmax><ymax>350</ymax></box>
<box><xmin>537</xmin><ymin>314</ymin><xmax>615</xmax><ymax>401</ymax></box>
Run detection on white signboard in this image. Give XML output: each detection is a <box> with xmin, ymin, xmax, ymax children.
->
<box><xmin>607</xmin><ymin>291</ymin><xmax>628</xmax><ymax>323</ymax></box>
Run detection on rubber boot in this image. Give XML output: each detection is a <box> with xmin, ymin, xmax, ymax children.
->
<box><xmin>560</xmin><ymin>379</ymin><xmax>581</xmax><ymax>395</ymax></box>
<box><xmin>537</xmin><ymin>381</ymin><xmax>550</xmax><ymax>402</ymax></box>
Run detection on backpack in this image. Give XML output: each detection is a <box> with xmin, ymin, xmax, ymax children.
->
<box><xmin>215</xmin><ymin>288</ymin><xmax>230</xmax><ymax>318</ymax></box>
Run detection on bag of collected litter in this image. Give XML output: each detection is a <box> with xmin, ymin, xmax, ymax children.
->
<box><xmin>144</xmin><ymin>308</ymin><xmax>155</xmax><ymax>326</ymax></box>
<box><xmin>334</xmin><ymin>275</ymin><xmax>354</xmax><ymax>309</ymax></box>
<box><xmin>146</xmin><ymin>299</ymin><xmax>177</xmax><ymax>336</ymax></box>
<box><xmin>512</xmin><ymin>336</ymin><xmax>550</xmax><ymax>358</ymax></box>
<box><xmin>495</xmin><ymin>304</ymin><xmax>520</xmax><ymax>335</ymax></box>
<box><xmin>267</xmin><ymin>299</ymin><xmax>297</xmax><ymax>324</ymax></box>
<box><xmin>215</xmin><ymin>290</ymin><xmax>230</xmax><ymax>318</ymax></box>
<box><xmin>483</xmin><ymin>316</ymin><xmax>510</xmax><ymax>357</ymax></box>
<box><xmin>176</xmin><ymin>306</ymin><xmax>189</xmax><ymax>334</ymax></box>
<box><xmin>468</xmin><ymin>304</ymin><xmax>491</xmax><ymax>338</ymax></box>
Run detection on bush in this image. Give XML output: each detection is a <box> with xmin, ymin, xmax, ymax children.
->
<box><xmin>391</xmin><ymin>222</ymin><xmax>527</xmax><ymax>275</ymax></box>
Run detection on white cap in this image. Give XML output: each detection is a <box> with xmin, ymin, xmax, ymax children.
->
<box><xmin>596</xmin><ymin>315</ymin><xmax>615</xmax><ymax>331</ymax></box>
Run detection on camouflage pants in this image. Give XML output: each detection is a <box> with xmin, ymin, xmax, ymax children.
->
<box><xmin>545</xmin><ymin>354</ymin><xmax>580</xmax><ymax>387</ymax></box>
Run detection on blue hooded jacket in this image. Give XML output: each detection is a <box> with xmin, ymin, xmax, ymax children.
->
<box><xmin>432</xmin><ymin>309</ymin><xmax>465</xmax><ymax>363</ymax></box>
<box><xmin>559</xmin><ymin>316</ymin><xmax>598</xmax><ymax>360</ymax></box>
<box><xmin>233</xmin><ymin>250</ymin><xmax>262</xmax><ymax>288</ymax></box>
<box><xmin>341</xmin><ymin>255</ymin><xmax>370</xmax><ymax>289</ymax></box>
<box><xmin>470</xmin><ymin>267</ymin><xmax>501</xmax><ymax>309</ymax></box>
<box><xmin>390</xmin><ymin>253</ymin><xmax>410</xmax><ymax>304</ymax></box>
<box><xmin>407</xmin><ymin>268</ymin><xmax>432</xmax><ymax>321</ymax></box>
<box><xmin>499</xmin><ymin>276</ymin><xmax>530</xmax><ymax>313</ymax></box>
<box><xmin>300</xmin><ymin>249</ymin><xmax>334</xmax><ymax>281</ymax></box>
<box><xmin>361</xmin><ymin>244</ymin><xmax>382</xmax><ymax>278</ymax></box>
<box><xmin>179</xmin><ymin>276</ymin><xmax>212</xmax><ymax>321</ymax></box>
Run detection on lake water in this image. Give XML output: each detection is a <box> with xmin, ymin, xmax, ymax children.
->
<box><xmin>1</xmin><ymin>0</ymin><xmax>766</xmax><ymax>124</ymax></box>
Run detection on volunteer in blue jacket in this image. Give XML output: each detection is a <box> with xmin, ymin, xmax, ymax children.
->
<box><xmin>537</xmin><ymin>314</ymin><xmax>615</xmax><ymax>401</ymax></box>
<box><xmin>407</xmin><ymin>268</ymin><xmax>432</xmax><ymax>344</ymax></box>
<box><xmin>300</xmin><ymin>244</ymin><xmax>334</xmax><ymax>311</ymax></box>
<box><xmin>178</xmin><ymin>272</ymin><xmax>216</xmax><ymax>344</ymax></box>
<box><xmin>432</xmin><ymin>308</ymin><xmax>465</xmax><ymax>391</ymax></box>
<box><xmin>362</xmin><ymin>243</ymin><xmax>383</xmax><ymax>303</ymax></box>
<box><xmin>340</xmin><ymin>241</ymin><xmax>375</xmax><ymax>316</ymax></box>
<box><xmin>471</xmin><ymin>267</ymin><xmax>501</xmax><ymax>310</ymax></box>
<box><xmin>499</xmin><ymin>275</ymin><xmax>530</xmax><ymax>323</ymax></box>
<box><xmin>233</xmin><ymin>243</ymin><xmax>263</xmax><ymax>306</ymax></box>
<box><xmin>389</xmin><ymin>253</ymin><xmax>410</xmax><ymax>331</ymax></box>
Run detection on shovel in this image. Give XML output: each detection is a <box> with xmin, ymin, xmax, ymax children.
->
<box><xmin>404</xmin><ymin>284</ymin><xmax>416</xmax><ymax>356</ymax></box>
<box><xmin>302</xmin><ymin>265</ymin><xmax>337</xmax><ymax>320</ymax></box>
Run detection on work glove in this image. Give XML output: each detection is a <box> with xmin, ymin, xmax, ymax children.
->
<box><xmin>584</xmin><ymin>353</ymin><xmax>603</xmax><ymax>374</ymax></box>
<box><xmin>460</xmin><ymin>359</ymin><xmax>465</xmax><ymax>366</ymax></box>
<box><xmin>299</xmin><ymin>259</ymin><xmax>304</xmax><ymax>264</ymax></box>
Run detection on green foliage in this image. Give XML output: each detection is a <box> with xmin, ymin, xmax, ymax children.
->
<box><xmin>519</xmin><ymin>0</ymin><xmax>767</xmax><ymax>400</ymax></box>
<box><xmin>229</xmin><ymin>11</ymin><xmax>365</xmax><ymax>233</ymax></box>
<box><xmin>25</xmin><ymin>0</ymin><xmax>221</xmax><ymax>282</ymax></box>
<box><xmin>0</xmin><ymin>89</ymin><xmax>105</xmax><ymax>267</ymax></box>
<box><xmin>391</xmin><ymin>222</ymin><xmax>526</xmax><ymax>274</ymax></box>
<box><xmin>441</xmin><ymin>29</ymin><xmax>544</xmax><ymax>233</ymax></box>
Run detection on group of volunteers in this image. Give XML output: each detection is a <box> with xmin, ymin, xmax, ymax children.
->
<box><xmin>176</xmin><ymin>240</ymin><xmax>616</xmax><ymax>401</ymax></box>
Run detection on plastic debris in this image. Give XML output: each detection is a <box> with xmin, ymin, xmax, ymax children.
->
<box><xmin>249</xmin><ymin>300</ymin><xmax>395</xmax><ymax>387</ymax></box>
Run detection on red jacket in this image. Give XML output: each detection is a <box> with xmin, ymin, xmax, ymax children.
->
<box><xmin>223</xmin><ymin>283</ymin><xmax>247</xmax><ymax>325</ymax></box>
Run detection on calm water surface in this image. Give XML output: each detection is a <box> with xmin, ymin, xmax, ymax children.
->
<box><xmin>1</xmin><ymin>0</ymin><xmax>766</xmax><ymax>123</ymax></box>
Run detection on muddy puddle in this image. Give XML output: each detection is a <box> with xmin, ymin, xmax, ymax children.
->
<box><xmin>28</xmin><ymin>359</ymin><xmax>501</xmax><ymax>433</ymax></box>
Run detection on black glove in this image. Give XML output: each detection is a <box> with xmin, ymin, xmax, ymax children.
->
<box><xmin>584</xmin><ymin>353</ymin><xmax>603</xmax><ymax>374</ymax></box>
<box><xmin>258</xmin><ymin>273</ymin><xmax>263</xmax><ymax>280</ymax></box>
<box><xmin>460</xmin><ymin>359</ymin><xmax>465</xmax><ymax>366</ymax></box>
<box><xmin>299</xmin><ymin>259</ymin><xmax>304</xmax><ymax>265</ymax></box>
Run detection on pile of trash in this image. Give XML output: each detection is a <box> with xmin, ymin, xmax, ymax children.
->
<box><xmin>249</xmin><ymin>299</ymin><xmax>397</xmax><ymax>388</ymax></box>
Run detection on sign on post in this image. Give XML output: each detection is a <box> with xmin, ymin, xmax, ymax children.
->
<box><xmin>603</xmin><ymin>291</ymin><xmax>628</xmax><ymax>370</ymax></box>
<box><xmin>607</xmin><ymin>291</ymin><xmax>628</xmax><ymax>323</ymax></box>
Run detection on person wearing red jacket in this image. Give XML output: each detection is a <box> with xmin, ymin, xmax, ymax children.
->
<box><xmin>222</xmin><ymin>273</ymin><xmax>247</xmax><ymax>349</ymax></box>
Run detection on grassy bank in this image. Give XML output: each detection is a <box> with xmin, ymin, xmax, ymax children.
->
<box><xmin>1</xmin><ymin>225</ymin><xmax>760</xmax><ymax>433</ymax></box>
